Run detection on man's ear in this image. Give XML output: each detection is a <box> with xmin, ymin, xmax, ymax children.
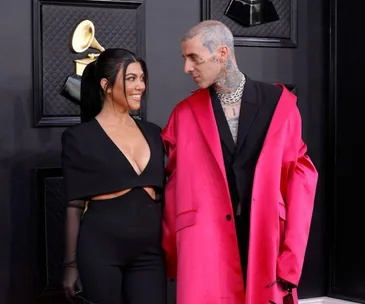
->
<box><xmin>100</xmin><ymin>78</ymin><xmax>111</xmax><ymax>93</ymax></box>
<box><xmin>219</xmin><ymin>45</ymin><xmax>229</xmax><ymax>63</ymax></box>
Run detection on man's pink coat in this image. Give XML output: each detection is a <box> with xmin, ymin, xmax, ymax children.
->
<box><xmin>161</xmin><ymin>85</ymin><xmax>318</xmax><ymax>304</ymax></box>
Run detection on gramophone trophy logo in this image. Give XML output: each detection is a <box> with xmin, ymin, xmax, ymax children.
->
<box><xmin>61</xmin><ymin>20</ymin><xmax>105</xmax><ymax>104</ymax></box>
<box><xmin>224</xmin><ymin>0</ymin><xmax>279</xmax><ymax>27</ymax></box>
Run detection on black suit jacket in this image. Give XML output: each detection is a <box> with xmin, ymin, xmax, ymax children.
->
<box><xmin>210</xmin><ymin>76</ymin><xmax>282</xmax><ymax>273</ymax></box>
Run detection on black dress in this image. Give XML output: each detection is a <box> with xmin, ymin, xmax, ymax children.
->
<box><xmin>61</xmin><ymin>117</ymin><xmax>166</xmax><ymax>304</ymax></box>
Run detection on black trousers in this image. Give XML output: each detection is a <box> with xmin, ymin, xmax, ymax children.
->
<box><xmin>76</xmin><ymin>188</ymin><xmax>167</xmax><ymax>304</ymax></box>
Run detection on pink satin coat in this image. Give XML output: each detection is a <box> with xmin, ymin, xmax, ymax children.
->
<box><xmin>161</xmin><ymin>85</ymin><xmax>318</xmax><ymax>304</ymax></box>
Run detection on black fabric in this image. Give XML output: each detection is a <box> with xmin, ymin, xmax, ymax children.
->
<box><xmin>61</xmin><ymin>117</ymin><xmax>166</xmax><ymax>304</ymax></box>
<box><xmin>210</xmin><ymin>76</ymin><xmax>282</xmax><ymax>278</ymax></box>
<box><xmin>61</xmin><ymin>117</ymin><xmax>165</xmax><ymax>202</ymax></box>
<box><xmin>76</xmin><ymin>188</ymin><xmax>166</xmax><ymax>304</ymax></box>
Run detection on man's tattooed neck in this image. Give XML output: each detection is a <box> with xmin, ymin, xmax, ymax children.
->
<box><xmin>217</xmin><ymin>76</ymin><xmax>245</xmax><ymax>144</ymax></box>
<box><xmin>213</xmin><ymin>59</ymin><xmax>243</xmax><ymax>94</ymax></box>
<box><xmin>216</xmin><ymin>76</ymin><xmax>245</xmax><ymax>105</ymax></box>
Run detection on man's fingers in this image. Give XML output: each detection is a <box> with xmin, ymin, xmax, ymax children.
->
<box><xmin>64</xmin><ymin>285</ymin><xmax>75</xmax><ymax>301</ymax></box>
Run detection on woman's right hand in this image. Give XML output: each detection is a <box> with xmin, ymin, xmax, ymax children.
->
<box><xmin>63</xmin><ymin>266</ymin><xmax>79</xmax><ymax>300</ymax></box>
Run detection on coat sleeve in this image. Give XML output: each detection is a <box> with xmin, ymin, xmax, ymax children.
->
<box><xmin>276</xmin><ymin>106</ymin><xmax>318</xmax><ymax>287</ymax></box>
<box><xmin>161</xmin><ymin>110</ymin><xmax>178</xmax><ymax>279</ymax></box>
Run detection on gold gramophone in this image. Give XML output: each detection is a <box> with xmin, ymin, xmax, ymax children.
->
<box><xmin>72</xmin><ymin>20</ymin><xmax>105</xmax><ymax>76</ymax></box>
<box><xmin>61</xmin><ymin>20</ymin><xmax>105</xmax><ymax>104</ymax></box>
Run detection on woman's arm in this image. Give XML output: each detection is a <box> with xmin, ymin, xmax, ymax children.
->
<box><xmin>63</xmin><ymin>200</ymin><xmax>85</xmax><ymax>298</ymax></box>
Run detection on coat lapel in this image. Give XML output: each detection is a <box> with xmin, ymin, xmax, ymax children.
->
<box><xmin>235</xmin><ymin>77</ymin><xmax>260</xmax><ymax>155</ymax></box>
<box><xmin>264</xmin><ymin>84</ymin><xmax>297</xmax><ymax>142</ymax></box>
<box><xmin>187</xmin><ymin>89</ymin><xmax>227</xmax><ymax>180</ymax></box>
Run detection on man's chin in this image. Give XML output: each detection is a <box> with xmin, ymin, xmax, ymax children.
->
<box><xmin>195</xmin><ymin>82</ymin><xmax>209</xmax><ymax>89</ymax></box>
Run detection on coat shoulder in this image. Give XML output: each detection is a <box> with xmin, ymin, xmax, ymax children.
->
<box><xmin>252</xmin><ymin>79</ymin><xmax>298</xmax><ymax>113</ymax></box>
<box><xmin>61</xmin><ymin>120</ymin><xmax>96</xmax><ymax>144</ymax></box>
<box><xmin>135</xmin><ymin>118</ymin><xmax>162</xmax><ymax>133</ymax></box>
<box><xmin>173</xmin><ymin>88</ymin><xmax>208</xmax><ymax>114</ymax></box>
<box><xmin>254</xmin><ymin>80</ymin><xmax>283</xmax><ymax>107</ymax></box>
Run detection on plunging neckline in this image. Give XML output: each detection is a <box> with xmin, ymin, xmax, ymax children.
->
<box><xmin>93</xmin><ymin>117</ymin><xmax>152</xmax><ymax>176</ymax></box>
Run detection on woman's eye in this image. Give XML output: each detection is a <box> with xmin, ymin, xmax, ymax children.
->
<box><xmin>127</xmin><ymin>77</ymin><xmax>135</xmax><ymax>81</ymax></box>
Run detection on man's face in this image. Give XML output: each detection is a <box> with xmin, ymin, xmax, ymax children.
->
<box><xmin>181</xmin><ymin>36</ymin><xmax>223</xmax><ymax>89</ymax></box>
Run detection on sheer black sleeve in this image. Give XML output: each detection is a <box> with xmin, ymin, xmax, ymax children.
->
<box><xmin>61</xmin><ymin>129</ymin><xmax>87</xmax><ymax>267</ymax></box>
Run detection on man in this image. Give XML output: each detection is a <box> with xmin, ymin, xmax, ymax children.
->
<box><xmin>161</xmin><ymin>20</ymin><xmax>318</xmax><ymax>304</ymax></box>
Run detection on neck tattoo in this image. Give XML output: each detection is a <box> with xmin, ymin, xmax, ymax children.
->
<box><xmin>216</xmin><ymin>75</ymin><xmax>245</xmax><ymax>104</ymax></box>
<box><xmin>215</xmin><ymin>74</ymin><xmax>246</xmax><ymax>144</ymax></box>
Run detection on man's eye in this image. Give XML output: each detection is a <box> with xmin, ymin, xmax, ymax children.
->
<box><xmin>193</xmin><ymin>56</ymin><xmax>204</xmax><ymax>64</ymax></box>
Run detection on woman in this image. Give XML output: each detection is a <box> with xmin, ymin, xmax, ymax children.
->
<box><xmin>61</xmin><ymin>48</ymin><xmax>166</xmax><ymax>304</ymax></box>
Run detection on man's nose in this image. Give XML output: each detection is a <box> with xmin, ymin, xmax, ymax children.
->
<box><xmin>184</xmin><ymin>61</ymin><xmax>193</xmax><ymax>74</ymax></box>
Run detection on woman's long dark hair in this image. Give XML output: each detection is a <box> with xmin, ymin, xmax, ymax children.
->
<box><xmin>80</xmin><ymin>48</ymin><xmax>148</xmax><ymax>122</ymax></box>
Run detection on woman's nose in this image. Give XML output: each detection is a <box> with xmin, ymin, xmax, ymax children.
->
<box><xmin>136</xmin><ymin>80</ymin><xmax>145</xmax><ymax>91</ymax></box>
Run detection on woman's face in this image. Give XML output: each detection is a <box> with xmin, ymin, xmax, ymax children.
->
<box><xmin>103</xmin><ymin>61</ymin><xmax>145</xmax><ymax>111</ymax></box>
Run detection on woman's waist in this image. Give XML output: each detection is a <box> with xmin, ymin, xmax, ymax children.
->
<box><xmin>86</xmin><ymin>187</ymin><xmax>163</xmax><ymax>211</ymax></box>
<box><xmin>80</xmin><ymin>188</ymin><xmax>163</xmax><ymax>237</ymax></box>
